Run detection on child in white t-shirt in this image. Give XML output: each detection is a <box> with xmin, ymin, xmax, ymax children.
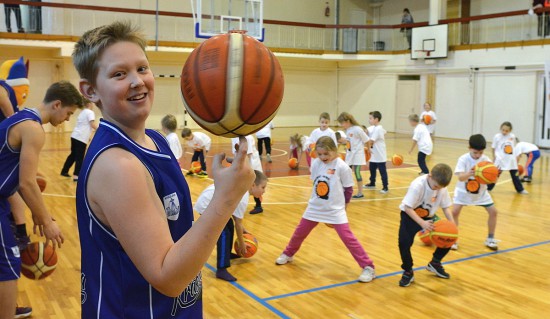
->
<box><xmin>490</xmin><ymin>122</ymin><xmax>526</xmax><ymax>194</ymax></box>
<box><xmin>289</xmin><ymin>133</ymin><xmax>310</xmax><ymax>168</ymax></box>
<box><xmin>337</xmin><ymin>112</ymin><xmax>369</xmax><ymax>198</ymax></box>
<box><xmin>365</xmin><ymin>111</ymin><xmax>388</xmax><ymax>194</ymax></box>
<box><xmin>307</xmin><ymin>112</ymin><xmax>338</xmax><ymax>150</ymax></box>
<box><xmin>397</xmin><ymin>163</ymin><xmax>454</xmax><ymax>287</ymax></box>
<box><xmin>276</xmin><ymin>136</ymin><xmax>376</xmax><ymax>283</ymax></box>
<box><xmin>160</xmin><ymin>114</ymin><xmax>183</xmax><ymax>164</ymax></box>
<box><xmin>420</xmin><ymin>102</ymin><xmax>437</xmax><ymax>136</ymax></box>
<box><xmin>514</xmin><ymin>140</ymin><xmax>540</xmax><ymax>183</ymax></box>
<box><xmin>452</xmin><ymin>134</ymin><xmax>501</xmax><ymax>251</ymax></box>
<box><xmin>181</xmin><ymin>128</ymin><xmax>211</xmax><ymax>178</ymax></box>
<box><xmin>194</xmin><ymin>170</ymin><xmax>268</xmax><ymax>281</ymax></box>
<box><xmin>408</xmin><ymin>114</ymin><xmax>433</xmax><ymax>175</ymax></box>
<box><xmin>335</xmin><ymin>130</ymin><xmax>348</xmax><ymax>159</ymax></box>
<box><xmin>231</xmin><ymin>135</ymin><xmax>264</xmax><ymax>214</ymax></box>
<box><xmin>256</xmin><ymin>121</ymin><xmax>274</xmax><ymax>163</ymax></box>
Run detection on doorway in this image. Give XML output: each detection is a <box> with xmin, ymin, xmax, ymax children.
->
<box><xmin>395</xmin><ymin>76</ymin><xmax>421</xmax><ymax>134</ymax></box>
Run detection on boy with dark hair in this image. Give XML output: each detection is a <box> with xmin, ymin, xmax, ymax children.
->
<box><xmin>398</xmin><ymin>163</ymin><xmax>454</xmax><ymax>287</ymax></box>
<box><xmin>181</xmin><ymin>127</ymin><xmax>211</xmax><ymax>177</ymax></box>
<box><xmin>365</xmin><ymin>111</ymin><xmax>389</xmax><ymax>193</ymax></box>
<box><xmin>408</xmin><ymin>114</ymin><xmax>433</xmax><ymax>175</ymax></box>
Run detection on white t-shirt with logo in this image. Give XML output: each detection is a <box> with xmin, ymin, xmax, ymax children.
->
<box><xmin>187</xmin><ymin>132</ymin><xmax>211</xmax><ymax>152</ymax></box>
<box><xmin>165</xmin><ymin>132</ymin><xmax>182</xmax><ymax>159</ymax></box>
<box><xmin>303</xmin><ymin>158</ymin><xmax>354</xmax><ymax>224</ymax></box>
<box><xmin>308</xmin><ymin>127</ymin><xmax>337</xmax><ymax>146</ymax></box>
<box><xmin>399</xmin><ymin>175</ymin><xmax>452</xmax><ymax>218</ymax></box>
<box><xmin>345</xmin><ymin>125</ymin><xmax>368</xmax><ymax>166</ymax></box>
<box><xmin>492</xmin><ymin>133</ymin><xmax>517</xmax><ymax>170</ymax></box>
<box><xmin>71</xmin><ymin>108</ymin><xmax>95</xmax><ymax>143</ymax></box>
<box><xmin>255</xmin><ymin>121</ymin><xmax>274</xmax><ymax>139</ymax></box>
<box><xmin>368</xmin><ymin>125</ymin><xmax>387</xmax><ymax>163</ymax></box>
<box><xmin>231</xmin><ymin>135</ymin><xmax>262</xmax><ymax>172</ymax></box>
<box><xmin>514</xmin><ymin>142</ymin><xmax>539</xmax><ymax>155</ymax></box>
<box><xmin>412</xmin><ymin>124</ymin><xmax>433</xmax><ymax>155</ymax></box>
<box><xmin>420</xmin><ymin>110</ymin><xmax>437</xmax><ymax>134</ymax></box>
<box><xmin>194</xmin><ymin>184</ymin><xmax>249</xmax><ymax>219</ymax></box>
<box><xmin>453</xmin><ymin>153</ymin><xmax>493</xmax><ymax>206</ymax></box>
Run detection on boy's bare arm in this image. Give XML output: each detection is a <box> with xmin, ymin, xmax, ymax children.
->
<box><xmin>442</xmin><ymin>207</ymin><xmax>454</xmax><ymax>224</ymax></box>
<box><xmin>233</xmin><ymin>217</ymin><xmax>247</xmax><ymax>256</ymax></box>
<box><xmin>88</xmin><ymin>137</ymin><xmax>254</xmax><ymax>297</ymax></box>
<box><xmin>456</xmin><ymin>168</ymin><xmax>474</xmax><ymax>182</ymax></box>
<box><xmin>408</xmin><ymin>140</ymin><xmax>417</xmax><ymax>155</ymax></box>
<box><xmin>0</xmin><ymin>86</ymin><xmax>15</xmax><ymax>118</ymax></box>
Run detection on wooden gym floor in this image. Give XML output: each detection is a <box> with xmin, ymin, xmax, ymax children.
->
<box><xmin>17</xmin><ymin>130</ymin><xmax>550</xmax><ymax>318</ymax></box>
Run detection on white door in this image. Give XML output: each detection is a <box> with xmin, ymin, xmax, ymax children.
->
<box><xmin>350</xmin><ymin>10</ymin><xmax>367</xmax><ymax>51</ymax></box>
<box><xmin>536</xmin><ymin>74</ymin><xmax>550</xmax><ymax>147</ymax></box>
<box><xmin>395</xmin><ymin>79</ymin><xmax>421</xmax><ymax>134</ymax></box>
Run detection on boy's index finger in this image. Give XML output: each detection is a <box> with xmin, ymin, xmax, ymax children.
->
<box><xmin>234</xmin><ymin>136</ymin><xmax>249</xmax><ymax>164</ymax></box>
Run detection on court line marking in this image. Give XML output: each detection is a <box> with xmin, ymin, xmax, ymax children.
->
<box><xmin>203</xmin><ymin>263</ymin><xmax>290</xmax><ymax>319</ymax></box>
<box><xmin>262</xmin><ymin>239</ymin><xmax>550</xmax><ymax>302</ymax></box>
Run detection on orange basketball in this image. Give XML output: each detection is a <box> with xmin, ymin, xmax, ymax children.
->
<box><xmin>20</xmin><ymin>242</ymin><xmax>58</xmax><ymax>280</ymax></box>
<box><xmin>190</xmin><ymin>161</ymin><xmax>202</xmax><ymax>174</ymax></box>
<box><xmin>288</xmin><ymin>158</ymin><xmax>298</xmax><ymax>169</ymax></box>
<box><xmin>36</xmin><ymin>173</ymin><xmax>47</xmax><ymax>192</ymax></box>
<box><xmin>417</xmin><ymin>229</ymin><xmax>432</xmax><ymax>246</ymax></box>
<box><xmin>429</xmin><ymin>220</ymin><xmax>459</xmax><ymax>249</ymax></box>
<box><xmin>517</xmin><ymin>164</ymin><xmax>525</xmax><ymax>176</ymax></box>
<box><xmin>309</xmin><ymin>143</ymin><xmax>317</xmax><ymax>159</ymax></box>
<box><xmin>392</xmin><ymin>154</ymin><xmax>404</xmax><ymax>166</ymax></box>
<box><xmin>181</xmin><ymin>33</ymin><xmax>284</xmax><ymax>137</ymax></box>
<box><xmin>424</xmin><ymin>114</ymin><xmax>432</xmax><ymax>125</ymax></box>
<box><xmin>474</xmin><ymin>161</ymin><xmax>499</xmax><ymax>184</ymax></box>
<box><xmin>234</xmin><ymin>233</ymin><xmax>258</xmax><ymax>258</ymax></box>
<box><xmin>364</xmin><ymin>147</ymin><xmax>371</xmax><ymax>162</ymax></box>
<box><xmin>338</xmin><ymin>153</ymin><xmax>346</xmax><ymax>160</ymax></box>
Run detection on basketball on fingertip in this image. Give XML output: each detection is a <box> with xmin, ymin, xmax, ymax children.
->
<box><xmin>180</xmin><ymin>33</ymin><xmax>284</xmax><ymax>137</ymax></box>
<box><xmin>392</xmin><ymin>154</ymin><xmax>404</xmax><ymax>166</ymax></box>
<box><xmin>20</xmin><ymin>242</ymin><xmax>58</xmax><ymax>280</ymax></box>
<box><xmin>288</xmin><ymin>158</ymin><xmax>298</xmax><ymax>169</ymax></box>
<box><xmin>36</xmin><ymin>173</ymin><xmax>47</xmax><ymax>192</ymax></box>
<box><xmin>190</xmin><ymin>161</ymin><xmax>202</xmax><ymax>174</ymax></box>
<box><xmin>234</xmin><ymin>233</ymin><xmax>258</xmax><ymax>258</ymax></box>
<box><xmin>474</xmin><ymin>161</ymin><xmax>499</xmax><ymax>184</ymax></box>
<box><xmin>517</xmin><ymin>164</ymin><xmax>525</xmax><ymax>176</ymax></box>
<box><xmin>424</xmin><ymin>114</ymin><xmax>432</xmax><ymax>125</ymax></box>
<box><xmin>429</xmin><ymin>220</ymin><xmax>458</xmax><ymax>249</ymax></box>
<box><xmin>417</xmin><ymin>229</ymin><xmax>433</xmax><ymax>246</ymax></box>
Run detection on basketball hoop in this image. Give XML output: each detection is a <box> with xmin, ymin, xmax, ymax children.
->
<box><xmin>229</xmin><ymin>30</ymin><xmax>248</xmax><ymax>35</ymax></box>
<box><xmin>415</xmin><ymin>50</ymin><xmax>432</xmax><ymax>58</ymax></box>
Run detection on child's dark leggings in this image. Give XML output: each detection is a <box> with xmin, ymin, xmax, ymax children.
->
<box><xmin>487</xmin><ymin>169</ymin><xmax>523</xmax><ymax>193</ymax></box>
<box><xmin>369</xmin><ymin>162</ymin><xmax>388</xmax><ymax>188</ymax></box>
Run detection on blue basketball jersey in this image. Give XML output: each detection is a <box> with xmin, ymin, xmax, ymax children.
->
<box><xmin>76</xmin><ymin>119</ymin><xmax>202</xmax><ymax>318</ymax></box>
<box><xmin>0</xmin><ymin>108</ymin><xmax>41</xmax><ymax>201</ymax></box>
<box><xmin>0</xmin><ymin>80</ymin><xmax>19</xmax><ymax>123</ymax></box>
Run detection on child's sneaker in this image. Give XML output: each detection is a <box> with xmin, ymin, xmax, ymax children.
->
<box><xmin>358</xmin><ymin>266</ymin><xmax>376</xmax><ymax>283</ymax></box>
<box><xmin>275</xmin><ymin>253</ymin><xmax>293</xmax><ymax>265</ymax></box>
<box><xmin>364</xmin><ymin>183</ymin><xmax>376</xmax><ymax>189</ymax></box>
<box><xmin>197</xmin><ymin>171</ymin><xmax>208</xmax><ymax>178</ymax></box>
<box><xmin>521</xmin><ymin>176</ymin><xmax>532</xmax><ymax>183</ymax></box>
<box><xmin>352</xmin><ymin>194</ymin><xmax>364</xmax><ymax>199</ymax></box>
<box><xmin>267</xmin><ymin>154</ymin><xmax>272</xmax><ymax>163</ymax></box>
<box><xmin>427</xmin><ymin>261</ymin><xmax>450</xmax><ymax>279</ymax></box>
<box><xmin>249</xmin><ymin>207</ymin><xmax>263</xmax><ymax>214</ymax></box>
<box><xmin>450</xmin><ymin>242</ymin><xmax>459</xmax><ymax>250</ymax></box>
<box><xmin>15</xmin><ymin>306</ymin><xmax>32</xmax><ymax>318</ymax></box>
<box><xmin>380</xmin><ymin>188</ymin><xmax>389</xmax><ymax>194</ymax></box>
<box><xmin>399</xmin><ymin>271</ymin><xmax>414</xmax><ymax>287</ymax></box>
<box><xmin>186</xmin><ymin>171</ymin><xmax>195</xmax><ymax>176</ymax></box>
<box><xmin>484</xmin><ymin>237</ymin><xmax>499</xmax><ymax>250</ymax></box>
<box><xmin>518</xmin><ymin>190</ymin><xmax>529</xmax><ymax>195</ymax></box>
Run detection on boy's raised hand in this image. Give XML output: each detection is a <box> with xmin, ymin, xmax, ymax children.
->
<box><xmin>211</xmin><ymin>136</ymin><xmax>255</xmax><ymax>202</ymax></box>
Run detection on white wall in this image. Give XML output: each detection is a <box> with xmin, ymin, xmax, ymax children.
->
<box><xmin>435</xmin><ymin>73</ymin><xmax>474</xmax><ymax>139</ymax></box>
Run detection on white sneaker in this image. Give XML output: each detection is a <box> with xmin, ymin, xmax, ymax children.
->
<box><xmin>380</xmin><ymin>188</ymin><xmax>389</xmax><ymax>194</ymax></box>
<box><xmin>358</xmin><ymin>266</ymin><xmax>376</xmax><ymax>283</ymax></box>
<box><xmin>519</xmin><ymin>190</ymin><xmax>529</xmax><ymax>195</ymax></box>
<box><xmin>450</xmin><ymin>242</ymin><xmax>459</xmax><ymax>250</ymax></box>
<box><xmin>484</xmin><ymin>238</ymin><xmax>500</xmax><ymax>250</ymax></box>
<box><xmin>276</xmin><ymin>253</ymin><xmax>293</xmax><ymax>265</ymax></box>
<box><xmin>267</xmin><ymin>154</ymin><xmax>272</xmax><ymax>163</ymax></box>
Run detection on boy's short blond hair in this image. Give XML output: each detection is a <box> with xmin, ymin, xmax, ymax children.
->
<box><xmin>319</xmin><ymin>112</ymin><xmax>331</xmax><ymax>121</ymax></box>
<box><xmin>431</xmin><ymin>163</ymin><xmax>453</xmax><ymax>187</ymax></box>
<box><xmin>254</xmin><ymin>170</ymin><xmax>268</xmax><ymax>185</ymax></box>
<box><xmin>161</xmin><ymin>114</ymin><xmax>177</xmax><ymax>132</ymax></box>
<box><xmin>72</xmin><ymin>21</ymin><xmax>147</xmax><ymax>86</ymax></box>
<box><xmin>181</xmin><ymin>128</ymin><xmax>192</xmax><ymax>138</ymax></box>
<box><xmin>408</xmin><ymin>114</ymin><xmax>419</xmax><ymax>122</ymax></box>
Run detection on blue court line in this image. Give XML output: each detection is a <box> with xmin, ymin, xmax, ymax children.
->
<box><xmin>263</xmin><ymin>239</ymin><xmax>550</xmax><ymax>302</ymax></box>
<box><xmin>204</xmin><ymin>263</ymin><xmax>290</xmax><ymax>319</ymax></box>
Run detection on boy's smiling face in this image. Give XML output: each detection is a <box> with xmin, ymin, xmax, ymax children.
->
<box><xmin>91</xmin><ymin>41</ymin><xmax>154</xmax><ymax>127</ymax></box>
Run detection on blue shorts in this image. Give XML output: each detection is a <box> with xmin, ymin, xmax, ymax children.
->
<box><xmin>0</xmin><ymin>199</ymin><xmax>21</xmax><ymax>281</ymax></box>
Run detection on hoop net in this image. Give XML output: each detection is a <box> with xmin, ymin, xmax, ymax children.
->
<box><xmin>229</xmin><ymin>30</ymin><xmax>248</xmax><ymax>35</ymax></box>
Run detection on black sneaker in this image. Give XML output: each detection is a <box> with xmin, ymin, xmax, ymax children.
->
<box><xmin>364</xmin><ymin>183</ymin><xmax>376</xmax><ymax>189</ymax></box>
<box><xmin>15</xmin><ymin>306</ymin><xmax>32</xmax><ymax>318</ymax></box>
<box><xmin>186</xmin><ymin>171</ymin><xmax>195</xmax><ymax>176</ymax></box>
<box><xmin>399</xmin><ymin>271</ymin><xmax>414</xmax><ymax>287</ymax></box>
<box><xmin>197</xmin><ymin>171</ymin><xmax>208</xmax><ymax>178</ymax></box>
<box><xmin>60</xmin><ymin>172</ymin><xmax>70</xmax><ymax>177</ymax></box>
<box><xmin>521</xmin><ymin>177</ymin><xmax>532</xmax><ymax>183</ymax></box>
<box><xmin>249</xmin><ymin>207</ymin><xmax>263</xmax><ymax>214</ymax></box>
<box><xmin>427</xmin><ymin>261</ymin><xmax>450</xmax><ymax>279</ymax></box>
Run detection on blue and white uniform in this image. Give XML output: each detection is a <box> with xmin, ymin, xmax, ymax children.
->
<box><xmin>0</xmin><ymin>108</ymin><xmax>41</xmax><ymax>281</ymax></box>
<box><xmin>76</xmin><ymin>119</ymin><xmax>202</xmax><ymax>318</ymax></box>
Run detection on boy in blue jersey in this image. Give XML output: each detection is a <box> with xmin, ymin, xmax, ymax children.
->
<box><xmin>73</xmin><ymin>21</ymin><xmax>255</xmax><ymax>318</ymax></box>
<box><xmin>0</xmin><ymin>81</ymin><xmax>82</xmax><ymax>319</ymax></box>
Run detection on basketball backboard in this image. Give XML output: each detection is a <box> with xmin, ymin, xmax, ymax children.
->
<box><xmin>191</xmin><ymin>0</ymin><xmax>265</xmax><ymax>41</ymax></box>
<box><xmin>410</xmin><ymin>24</ymin><xmax>448</xmax><ymax>59</ymax></box>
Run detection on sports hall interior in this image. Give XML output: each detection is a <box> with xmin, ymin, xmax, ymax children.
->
<box><xmin>1</xmin><ymin>0</ymin><xmax>549</xmax><ymax>318</ymax></box>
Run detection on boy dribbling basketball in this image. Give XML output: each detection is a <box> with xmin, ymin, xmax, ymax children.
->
<box><xmin>451</xmin><ymin>134</ymin><xmax>501</xmax><ymax>251</ymax></box>
<box><xmin>398</xmin><ymin>163</ymin><xmax>454</xmax><ymax>287</ymax></box>
<box><xmin>73</xmin><ymin>21</ymin><xmax>255</xmax><ymax>318</ymax></box>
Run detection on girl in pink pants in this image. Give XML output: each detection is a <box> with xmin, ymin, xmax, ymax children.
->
<box><xmin>276</xmin><ymin>136</ymin><xmax>375</xmax><ymax>282</ymax></box>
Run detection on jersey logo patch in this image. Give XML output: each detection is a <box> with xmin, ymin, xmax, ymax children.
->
<box><xmin>11</xmin><ymin>246</ymin><xmax>19</xmax><ymax>258</ymax></box>
<box><xmin>171</xmin><ymin>272</ymin><xmax>202</xmax><ymax>315</ymax></box>
<box><xmin>164</xmin><ymin>192</ymin><xmax>180</xmax><ymax>221</ymax></box>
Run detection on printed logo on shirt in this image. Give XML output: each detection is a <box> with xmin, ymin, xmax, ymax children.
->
<box><xmin>313</xmin><ymin>175</ymin><xmax>330</xmax><ymax>200</ymax></box>
<box><xmin>466</xmin><ymin>179</ymin><xmax>481</xmax><ymax>194</ymax></box>
<box><xmin>171</xmin><ymin>272</ymin><xmax>202</xmax><ymax>315</ymax></box>
<box><xmin>163</xmin><ymin>192</ymin><xmax>180</xmax><ymax>221</ymax></box>
<box><xmin>327</xmin><ymin>169</ymin><xmax>335</xmax><ymax>175</ymax></box>
<box><xmin>503</xmin><ymin>143</ymin><xmax>513</xmax><ymax>155</ymax></box>
<box><xmin>414</xmin><ymin>205</ymin><xmax>430</xmax><ymax>218</ymax></box>
<box><xmin>11</xmin><ymin>246</ymin><xmax>19</xmax><ymax>258</ymax></box>
<box><xmin>81</xmin><ymin>273</ymin><xmax>88</xmax><ymax>304</ymax></box>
